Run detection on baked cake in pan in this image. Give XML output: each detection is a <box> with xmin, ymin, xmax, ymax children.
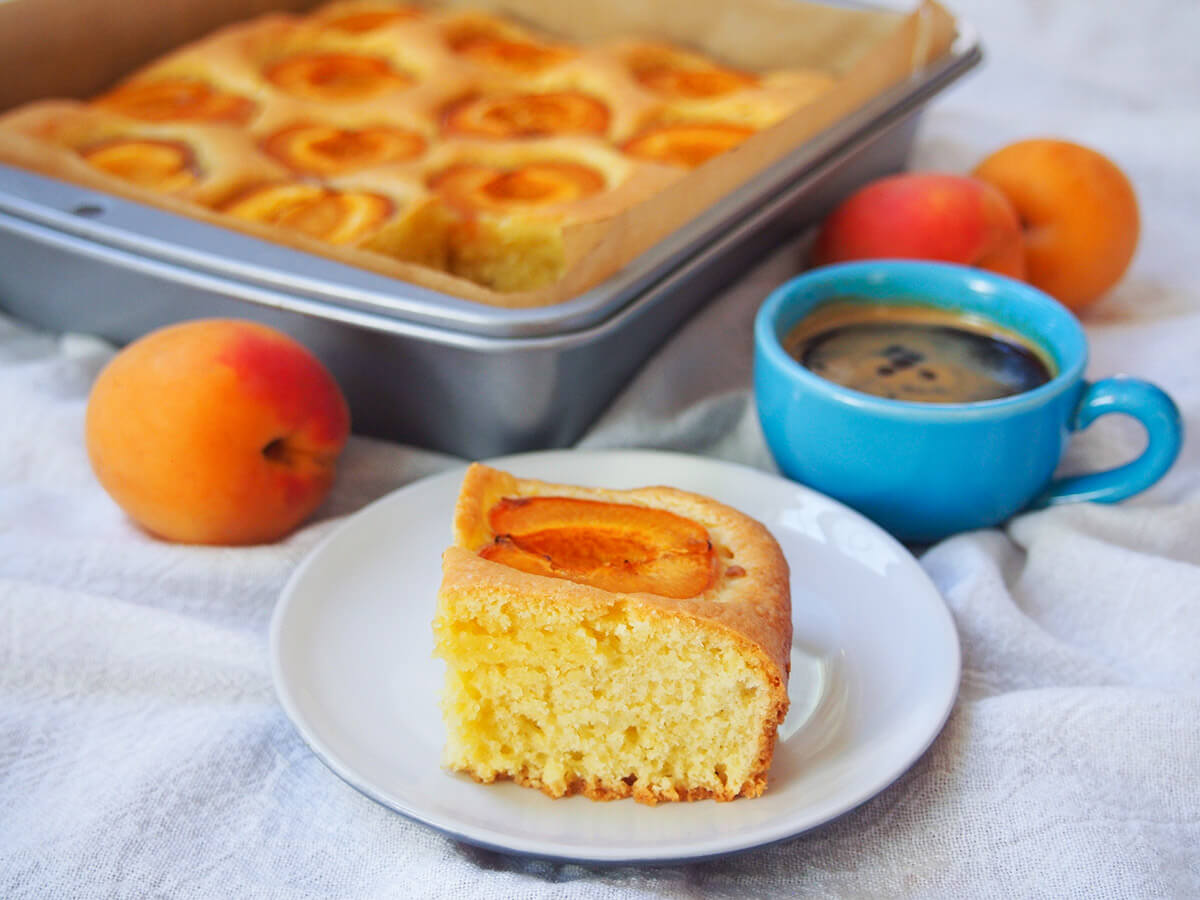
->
<box><xmin>0</xmin><ymin>1</ymin><xmax>834</xmax><ymax>303</ymax></box>
<box><xmin>433</xmin><ymin>463</ymin><xmax>792</xmax><ymax>804</ymax></box>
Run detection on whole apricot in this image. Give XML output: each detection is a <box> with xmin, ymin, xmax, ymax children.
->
<box><xmin>973</xmin><ymin>138</ymin><xmax>1140</xmax><ymax>311</ymax></box>
<box><xmin>811</xmin><ymin>172</ymin><xmax>1026</xmax><ymax>278</ymax></box>
<box><xmin>86</xmin><ymin>319</ymin><xmax>350</xmax><ymax>545</ymax></box>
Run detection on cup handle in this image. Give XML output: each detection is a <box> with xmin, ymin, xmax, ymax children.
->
<box><xmin>1032</xmin><ymin>376</ymin><xmax>1183</xmax><ymax>508</ymax></box>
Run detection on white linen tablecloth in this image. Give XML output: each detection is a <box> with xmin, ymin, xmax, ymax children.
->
<box><xmin>3</xmin><ymin>0</ymin><xmax>1199</xmax><ymax>896</ymax></box>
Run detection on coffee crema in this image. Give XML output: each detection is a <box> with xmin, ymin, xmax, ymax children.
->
<box><xmin>782</xmin><ymin>300</ymin><xmax>1054</xmax><ymax>404</ymax></box>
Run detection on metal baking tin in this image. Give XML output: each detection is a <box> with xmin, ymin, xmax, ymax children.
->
<box><xmin>0</xmin><ymin>25</ymin><xmax>980</xmax><ymax>458</ymax></box>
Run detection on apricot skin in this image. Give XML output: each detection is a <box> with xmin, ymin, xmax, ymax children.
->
<box><xmin>811</xmin><ymin>172</ymin><xmax>1026</xmax><ymax>279</ymax></box>
<box><xmin>85</xmin><ymin>319</ymin><xmax>350</xmax><ymax>545</ymax></box>
<box><xmin>973</xmin><ymin>138</ymin><xmax>1140</xmax><ymax>311</ymax></box>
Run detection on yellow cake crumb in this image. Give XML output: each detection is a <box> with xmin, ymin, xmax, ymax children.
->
<box><xmin>433</xmin><ymin>463</ymin><xmax>792</xmax><ymax>803</ymax></box>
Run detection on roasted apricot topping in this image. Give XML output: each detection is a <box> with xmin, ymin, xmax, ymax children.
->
<box><xmin>93</xmin><ymin>80</ymin><xmax>256</xmax><ymax>125</ymax></box>
<box><xmin>80</xmin><ymin>138</ymin><xmax>199</xmax><ymax>192</ymax></box>
<box><xmin>480</xmin><ymin>496</ymin><xmax>717</xmax><ymax>598</ymax></box>
<box><xmin>428</xmin><ymin>161</ymin><xmax>604</xmax><ymax>213</ymax></box>
<box><xmin>622</xmin><ymin>122</ymin><xmax>755</xmax><ymax>168</ymax></box>
<box><xmin>219</xmin><ymin>182</ymin><xmax>392</xmax><ymax>244</ymax></box>
<box><xmin>629</xmin><ymin>49</ymin><xmax>757</xmax><ymax>99</ymax></box>
<box><xmin>442</xmin><ymin>92</ymin><xmax>610</xmax><ymax>139</ymax></box>
<box><xmin>321</xmin><ymin>6</ymin><xmax>421</xmax><ymax>33</ymax></box>
<box><xmin>265</xmin><ymin>53</ymin><xmax>411</xmax><ymax>102</ymax></box>
<box><xmin>443</xmin><ymin>22</ymin><xmax>572</xmax><ymax>73</ymax></box>
<box><xmin>262</xmin><ymin>123</ymin><xmax>425</xmax><ymax>176</ymax></box>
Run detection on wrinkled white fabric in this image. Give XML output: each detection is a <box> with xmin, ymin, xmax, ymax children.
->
<box><xmin>2</xmin><ymin>0</ymin><xmax>1199</xmax><ymax>896</ymax></box>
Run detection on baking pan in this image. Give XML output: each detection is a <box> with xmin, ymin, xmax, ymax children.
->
<box><xmin>0</xmin><ymin>19</ymin><xmax>980</xmax><ymax>457</ymax></box>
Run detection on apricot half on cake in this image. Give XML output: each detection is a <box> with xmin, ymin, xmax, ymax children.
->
<box><xmin>218</xmin><ymin>182</ymin><xmax>393</xmax><ymax>244</ymax></box>
<box><xmin>442</xmin><ymin>18</ymin><xmax>574</xmax><ymax>73</ymax></box>
<box><xmin>427</xmin><ymin>161</ymin><xmax>605</xmax><ymax>214</ymax></box>
<box><xmin>441</xmin><ymin>92</ymin><xmax>611</xmax><ymax>139</ymax></box>
<box><xmin>480</xmin><ymin>496</ymin><xmax>717</xmax><ymax>597</ymax></box>
<box><xmin>317</xmin><ymin>4</ymin><xmax>422</xmax><ymax>34</ymax></box>
<box><xmin>264</xmin><ymin>53</ymin><xmax>412</xmax><ymax>102</ymax></box>
<box><xmin>622</xmin><ymin>122</ymin><xmax>757</xmax><ymax>169</ymax></box>
<box><xmin>433</xmin><ymin>463</ymin><xmax>792</xmax><ymax>804</ymax></box>
<box><xmin>93</xmin><ymin>79</ymin><xmax>257</xmax><ymax>125</ymax></box>
<box><xmin>261</xmin><ymin>123</ymin><xmax>426</xmax><ymax>176</ymax></box>
<box><xmin>79</xmin><ymin>137</ymin><xmax>200</xmax><ymax>193</ymax></box>
<box><xmin>626</xmin><ymin>45</ymin><xmax>758</xmax><ymax>99</ymax></box>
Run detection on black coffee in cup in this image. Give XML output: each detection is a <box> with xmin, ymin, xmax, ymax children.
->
<box><xmin>782</xmin><ymin>300</ymin><xmax>1054</xmax><ymax>403</ymax></box>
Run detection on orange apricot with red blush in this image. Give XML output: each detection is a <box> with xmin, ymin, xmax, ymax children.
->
<box><xmin>85</xmin><ymin>319</ymin><xmax>350</xmax><ymax>545</ymax></box>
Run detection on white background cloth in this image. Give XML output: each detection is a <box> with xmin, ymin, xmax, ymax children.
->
<box><xmin>3</xmin><ymin>0</ymin><xmax>1199</xmax><ymax>896</ymax></box>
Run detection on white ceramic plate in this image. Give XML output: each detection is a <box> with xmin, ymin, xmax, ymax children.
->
<box><xmin>270</xmin><ymin>449</ymin><xmax>960</xmax><ymax>864</ymax></box>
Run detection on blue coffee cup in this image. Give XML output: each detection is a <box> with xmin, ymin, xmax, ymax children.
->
<box><xmin>753</xmin><ymin>260</ymin><xmax>1183</xmax><ymax>543</ymax></box>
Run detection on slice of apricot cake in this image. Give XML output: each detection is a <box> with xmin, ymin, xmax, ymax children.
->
<box><xmin>433</xmin><ymin>463</ymin><xmax>791</xmax><ymax>804</ymax></box>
